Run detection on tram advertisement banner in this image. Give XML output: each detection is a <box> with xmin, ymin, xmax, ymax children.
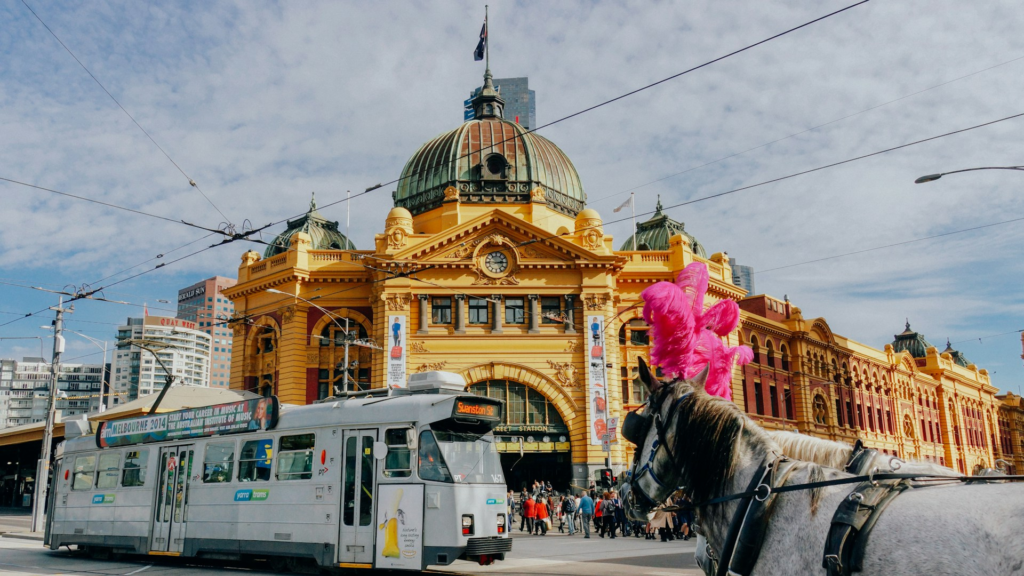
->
<box><xmin>96</xmin><ymin>396</ymin><xmax>280</xmax><ymax>448</ymax></box>
<box><xmin>387</xmin><ymin>315</ymin><xmax>407</xmax><ymax>388</ymax></box>
<box><xmin>375</xmin><ymin>484</ymin><xmax>424</xmax><ymax>569</ymax></box>
<box><xmin>587</xmin><ymin>314</ymin><xmax>608</xmax><ymax>446</ymax></box>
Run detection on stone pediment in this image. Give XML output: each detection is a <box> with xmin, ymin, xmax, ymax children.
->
<box><xmin>397</xmin><ymin>210</ymin><xmax>614</xmax><ymax>265</ymax></box>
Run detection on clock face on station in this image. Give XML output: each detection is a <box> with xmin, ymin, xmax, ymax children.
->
<box><xmin>484</xmin><ymin>251</ymin><xmax>509</xmax><ymax>274</ymax></box>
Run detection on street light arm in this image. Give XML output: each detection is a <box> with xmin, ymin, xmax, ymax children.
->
<box><xmin>915</xmin><ymin>165</ymin><xmax>1024</xmax><ymax>183</ymax></box>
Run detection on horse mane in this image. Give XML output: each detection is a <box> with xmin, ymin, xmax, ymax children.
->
<box><xmin>769</xmin><ymin>431</ymin><xmax>852</xmax><ymax>470</ymax></box>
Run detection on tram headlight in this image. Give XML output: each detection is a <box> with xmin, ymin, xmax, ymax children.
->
<box><xmin>462</xmin><ymin>515</ymin><xmax>474</xmax><ymax>536</ymax></box>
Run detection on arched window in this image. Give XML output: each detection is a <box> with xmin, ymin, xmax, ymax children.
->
<box><xmin>903</xmin><ymin>414</ymin><xmax>915</xmax><ymax>439</ymax></box>
<box><xmin>780</xmin><ymin>345</ymin><xmax>790</xmax><ymax>371</ymax></box>
<box><xmin>813</xmin><ymin>395</ymin><xmax>829</xmax><ymax>425</ymax></box>
<box><xmin>467</xmin><ymin>380</ymin><xmax>567</xmax><ymax>431</ymax></box>
<box><xmin>750</xmin><ymin>335</ymin><xmax>760</xmax><ymax>364</ymax></box>
<box><xmin>317</xmin><ymin>318</ymin><xmax>372</xmax><ymax>397</ymax></box>
<box><xmin>765</xmin><ymin>340</ymin><xmax>775</xmax><ymax>369</ymax></box>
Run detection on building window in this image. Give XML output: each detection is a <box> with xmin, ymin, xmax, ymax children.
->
<box><xmin>467</xmin><ymin>380</ymin><xmax>567</xmax><ymax>430</ymax></box>
<box><xmin>768</xmin><ymin>384</ymin><xmax>779</xmax><ymax>418</ymax></box>
<box><xmin>432</xmin><ymin>298</ymin><xmax>452</xmax><ymax>324</ymax></box>
<box><xmin>541</xmin><ymin>297</ymin><xmax>561</xmax><ymax>324</ymax></box>
<box><xmin>505</xmin><ymin>298</ymin><xmax>525</xmax><ymax>324</ymax></box>
<box><xmin>468</xmin><ymin>298</ymin><xmax>489</xmax><ymax>324</ymax></box>
<box><xmin>753</xmin><ymin>380</ymin><xmax>764</xmax><ymax>415</ymax></box>
<box><xmin>813</xmin><ymin>395</ymin><xmax>829</xmax><ymax>425</ymax></box>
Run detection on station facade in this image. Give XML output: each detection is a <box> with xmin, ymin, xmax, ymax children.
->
<box><xmin>224</xmin><ymin>71</ymin><xmax>1016</xmax><ymax>489</ymax></box>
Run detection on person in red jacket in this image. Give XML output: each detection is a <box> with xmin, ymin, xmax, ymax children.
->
<box><xmin>521</xmin><ymin>494</ymin><xmax>536</xmax><ymax>533</ymax></box>
<box><xmin>534</xmin><ymin>496</ymin><xmax>549</xmax><ymax>535</ymax></box>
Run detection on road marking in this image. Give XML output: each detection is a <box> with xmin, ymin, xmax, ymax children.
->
<box><xmin>125</xmin><ymin>564</ymin><xmax>153</xmax><ymax>575</ymax></box>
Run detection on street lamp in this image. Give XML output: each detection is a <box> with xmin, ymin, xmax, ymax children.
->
<box><xmin>42</xmin><ymin>327</ymin><xmax>110</xmax><ymax>412</ymax></box>
<box><xmin>265</xmin><ymin>288</ymin><xmax>382</xmax><ymax>393</ymax></box>
<box><xmin>915</xmin><ymin>165</ymin><xmax>1024</xmax><ymax>184</ymax></box>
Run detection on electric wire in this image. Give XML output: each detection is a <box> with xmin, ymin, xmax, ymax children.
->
<box><xmin>18</xmin><ymin>0</ymin><xmax>232</xmax><ymax>224</ymax></box>
<box><xmin>87</xmin><ymin>233</ymin><xmax>217</xmax><ymax>286</ymax></box>
<box><xmin>588</xmin><ymin>53</ymin><xmax>1024</xmax><ymax>205</ymax></box>
<box><xmin>269</xmin><ymin>0</ymin><xmax>871</xmax><ymax>226</ymax></box>
<box><xmin>950</xmin><ymin>329</ymin><xmax>1024</xmax><ymax>346</ymax></box>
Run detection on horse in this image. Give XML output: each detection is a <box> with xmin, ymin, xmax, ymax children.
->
<box><xmin>767</xmin><ymin>431</ymin><xmax>963</xmax><ymax>477</ymax></box>
<box><xmin>618</xmin><ymin>358</ymin><xmax>1024</xmax><ymax>576</ymax></box>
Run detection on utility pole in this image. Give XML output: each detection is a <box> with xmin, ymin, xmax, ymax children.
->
<box><xmin>32</xmin><ymin>296</ymin><xmax>70</xmax><ymax>533</ymax></box>
<box><xmin>342</xmin><ymin>318</ymin><xmax>351</xmax><ymax>392</ymax></box>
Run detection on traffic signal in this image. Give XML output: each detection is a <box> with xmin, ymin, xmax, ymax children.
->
<box><xmin>598</xmin><ymin>468</ymin><xmax>614</xmax><ymax>488</ymax></box>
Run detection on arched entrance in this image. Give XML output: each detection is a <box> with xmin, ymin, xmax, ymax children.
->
<box><xmin>468</xmin><ymin>379</ymin><xmax>573</xmax><ymax>491</ymax></box>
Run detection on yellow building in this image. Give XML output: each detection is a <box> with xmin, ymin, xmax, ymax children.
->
<box><xmin>224</xmin><ymin>71</ymin><xmax>1006</xmax><ymax>486</ymax></box>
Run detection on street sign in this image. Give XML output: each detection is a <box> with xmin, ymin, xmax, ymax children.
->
<box><xmin>464</xmin><ymin>98</ymin><xmax>473</xmax><ymax>109</ymax></box>
<box><xmin>601</xmin><ymin>433</ymin><xmax>611</xmax><ymax>453</ymax></box>
<box><xmin>464</xmin><ymin>109</ymin><xmax>475</xmax><ymax>121</ymax></box>
<box><xmin>608</xmin><ymin>417</ymin><xmax>618</xmax><ymax>444</ymax></box>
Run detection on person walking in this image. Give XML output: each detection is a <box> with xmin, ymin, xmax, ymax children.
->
<box><xmin>534</xmin><ymin>496</ymin><xmax>549</xmax><ymax>536</ymax></box>
<box><xmin>594</xmin><ymin>493</ymin><xmax>605</xmax><ymax>537</ymax></box>
<box><xmin>600</xmin><ymin>492</ymin><xmax>618</xmax><ymax>538</ymax></box>
<box><xmin>522</xmin><ymin>493</ymin><xmax>536</xmax><ymax>533</ymax></box>
<box><xmin>561</xmin><ymin>495</ymin><xmax>576</xmax><ymax>535</ymax></box>
<box><xmin>573</xmin><ymin>492</ymin><xmax>583</xmax><ymax>534</ymax></box>
<box><xmin>578</xmin><ymin>491</ymin><xmax>594</xmax><ymax>538</ymax></box>
<box><xmin>507</xmin><ymin>489</ymin><xmax>515</xmax><ymax>533</ymax></box>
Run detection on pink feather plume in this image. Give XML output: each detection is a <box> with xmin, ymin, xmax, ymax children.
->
<box><xmin>640</xmin><ymin>262</ymin><xmax>752</xmax><ymax>400</ymax></box>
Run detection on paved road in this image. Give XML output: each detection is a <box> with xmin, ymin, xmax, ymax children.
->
<box><xmin>0</xmin><ymin>527</ymin><xmax>702</xmax><ymax>576</ymax></box>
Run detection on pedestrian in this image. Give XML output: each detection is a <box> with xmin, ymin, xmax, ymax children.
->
<box><xmin>534</xmin><ymin>496</ymin><xmax>549</xmax><ymax>535</ymax></box>
<box><xmin>507</xmin><ymin>489</ymin><xmax>515</xmax><ymax>532</ymax></box>
<box><xmin>578</xmin><ymin>491</ymin><xmax>594</xmax><ymax>538</ymax></box>
<box><xmin>561</xmin><ymin>494</ymin><xmax>577</xmax><ymax>535</ymax></box>
<box><xmin>594</xmin><ymin>492</ymin><xmax>604</xmax><ymax>537</ymax></box>
<box><xmin>649</xmin><ymin>503</ymin><xmax>674</xmax><ymax>542</ymax></box>
<box><xmin>573</xmin><ymin>492</ymin><xmax>583</xmax><ymax>534</ymax></box>
<box><xmin>611</xmin><ymin>490</ymin><xmax>627</xmax><ymax>537</ymax></box>
<box><xmin>522</xmin><ymin>493</ymin><xmax>536</xmax><ymax>533</ymax></box>
<box><xmin>678</xmin><ymin>494</ymin><xmax>693</xmax><ymax>541</ymax></box>
<box><xmin>601</xmin><ymin>492</ymin><xmax>618</xmax><ymax>538</ymax></box>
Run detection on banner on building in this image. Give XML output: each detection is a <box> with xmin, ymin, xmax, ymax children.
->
<box><xmin>587</xmin><ymin>314</ymin><xmax>608</xmax><ymax>446</ymax></box>
<box><xmin>387</xmin><ymin>315</ymin><xmax>407</xmax><ymax>388</ymax></box>
<box><xmin>96</xmin><ymin>396</ymin><xmax>279</xmax><ymax>448</ymax></box>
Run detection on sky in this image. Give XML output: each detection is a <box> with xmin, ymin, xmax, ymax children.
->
<box><xmin>1</xmin><ymin>0</ymin><xmax>1022</xmax><ymax>393</ymax></box>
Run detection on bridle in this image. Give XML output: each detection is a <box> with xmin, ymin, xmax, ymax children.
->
<box><xmin>621</xmin><ymin>386</ymin><xmax>690</xmax><ymax>515</ymax></box>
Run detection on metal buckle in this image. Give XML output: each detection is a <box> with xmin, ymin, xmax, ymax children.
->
<box><xmin>868</xmin><ymin>466</ymin><xmax>880</xmax><ymax>487</ymax></box>
<box><xmin>825</xmin><ymin>554</ymin><xmax>843</xmax><ymax>573</ymax></box>
<box><xmin>847</xmin><ymin>491</ymin><xmax>864</xmax><ymax>503</ymax></box>
<box><xmin>754</xmin><ymin>483</ymin><xmax>772</xmax><ymax>502</ymax></box>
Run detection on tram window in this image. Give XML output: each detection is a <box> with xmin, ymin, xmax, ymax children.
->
<box><xmin>359</xmin><ymin>436</ymin><xmax>373</xmax><ymax>526</ymax></box>
<box><xmin>121</xmin><ymin>449</ymin><xmax>149</xmax><ymax>487</ymax></box>
<box><xmin>238</xmin><ymin>439</ymin><xmax>273</xmax><ymax>482</ymax></box>
<box><xmin>384</xmin><ymin>428</ymin><xmax>412</xmax><ymax>478</ymax></box>
<box><xmin>277</xmin><ymin>433</ymin><xmax>315</xmax><ymax>481</ymax></box>
<box><xmin>96</xmin><ymin>453</ymin><xmax>121</xmax><ymax>489</ymax></box>
<box><xmin>72</xmin><ymin>454</ymin><xmax>96</xmax><ymax>490</ymax></box>
<box><xmin>344</xmin><ymin>437</ymin><xmax>357</xmax><ymax>526</ymax></box>
<box><xmin>417</xmin><ymin>430</ymin><xmax>453</xmax><ymax>483</ymax></box>
<box><xmin>203</xmin><ymin>442</ymin><xmax>235</xmax><ymax>483</ymax></box>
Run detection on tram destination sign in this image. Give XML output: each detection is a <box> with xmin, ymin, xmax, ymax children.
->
<box><xmin>452</xmin><ymin>398</ymin><xmax>502</xmax><ymax>421</ymax></box>
<box><xmin>96</xmin><ymin>396</ymin><xmax>280</xmax><ymax>448</ymax></box>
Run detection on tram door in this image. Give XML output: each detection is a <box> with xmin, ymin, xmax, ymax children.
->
<box><xmin>150</xmin><ymin>445</ymin><xmax>194</xmax><ymax>554</ymax></box>
<box><xmin>338</xmin><ymin>430</ymin><xmax>377</xmax><ymax>565</ymax></box>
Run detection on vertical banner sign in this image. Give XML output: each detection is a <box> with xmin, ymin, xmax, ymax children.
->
<box><xmin>375</xmin><ymin>484</ymin><xmax>424</xmax><ymax>569</ymax></box>
<box><xmin>387</xmin><ymin>315</ymin><xmax>407</xmax><ymax>388</ymax></box>
<box><xmin>587</xmin><ymin>314</ymin><xmax>608</xmax><ymax>446</ymax></box>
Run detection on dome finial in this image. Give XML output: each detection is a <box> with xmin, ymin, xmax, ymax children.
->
<box><xmin>655</xmin><ymin>195</ymin><xmax>664</xmax><ymax>215</ymax></box>
<box><xmin>905</xmin><ymin>318</ymin><xmax>910</xmax><ymax>331</ymax></box>
<box><xmin>310</xmin><ymin>191</ymin><xmax>317</xmax><ymax>212</ymax></box>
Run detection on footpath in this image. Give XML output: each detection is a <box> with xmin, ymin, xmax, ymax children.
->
<box><xmin>0</xmin><ymin>507</ymin><xmax>42</xmax><ymax>541</ymax></box>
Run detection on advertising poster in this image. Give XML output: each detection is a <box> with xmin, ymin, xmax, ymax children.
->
<box><xmin>587</xmin><ymin>314</ymin><xmax>608</xmax><ymax>446</ymax></box>
<box><xmin>96</xmin><ymin>396</ymin><xmax>279</xmax><ymax>448</ymax></box>
<box><xmin>375</xmin><ymin>484</ymin><xmax>424</xmax><ymax>570</ymax></box>
<box><xmin>387</xmin><ymin>315</ymin><xmax>407</xmax><ymax>388</ymax></box>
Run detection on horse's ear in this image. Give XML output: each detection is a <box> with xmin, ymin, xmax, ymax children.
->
<box><xmin>692</xmin><ymin>364</ymin><xmax>710</xmax><ymax>389</ymax></box>
<box><xmin>637</xmin><ymin>357</ymin><xmax>662</xmax><ymax>394</ymax></box>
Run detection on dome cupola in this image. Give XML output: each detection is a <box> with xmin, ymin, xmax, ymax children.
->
<box><xmin>619</xmin><ymin>196</ymin><xmax>706</xmax><ymax>257</ymax></box>
<box><xmin>891</xmin><ymin>320</ymin><xmax>934</xmax><ymax>358</ymax></box>
<box><xmin>264</xmin><ymin>193</ymin><xmax>356</xmax><ymax>257</ymax></box>
<box><xmin>393</xmin><ymin>72</ymin><xmax>586</xmax><ymax>217</ymax></box>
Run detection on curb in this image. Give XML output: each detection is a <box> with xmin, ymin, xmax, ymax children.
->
<box><xmin>0</xmin><ymin>531</ymin><xmax>45</xmax><ymax>541</ymax></box>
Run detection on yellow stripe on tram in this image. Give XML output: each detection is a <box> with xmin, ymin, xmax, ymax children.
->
<box><xmin>338</xmin><ymin>562</ymin><xmax>373</xmax><ymax>569</ymax></box>
<box><xmin>148</xmin><ymin>551</ymin><xmax>182</xmax><ymax>556</ymax></box>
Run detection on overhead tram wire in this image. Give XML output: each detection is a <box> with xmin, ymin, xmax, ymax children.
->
<box><xmin>587</xmin><ymin>52</ymin><xmax>1024</xmax><ymax>206</ymax></box>
<box><xmin>18</xmin><ymin>0</ymin><xmax>232</xmax><ymax>225</ymax></box>
<box><xmin>265</xmin><ymin>0</ymin><xmax>871</xmax><ymax>228</ymax></box>
<box><xmin>87</xmin><ymin>232</ymin><xmax>217</xmax><ymax>286</ymax></box>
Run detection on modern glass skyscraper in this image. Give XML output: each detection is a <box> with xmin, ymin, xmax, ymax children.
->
<box><xmin>469</xmin><ymin>76</ymin><xmax>535</xmax><ymax>130</ymax></box>
<box><xmin>729</xmin><ymin>258</ymin><xmax>755</xmax><ymax>295</ymax></box>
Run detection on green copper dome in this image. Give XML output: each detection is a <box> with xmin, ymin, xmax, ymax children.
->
<box><xmin>264</xmin><ymin>194</ymin><xmax>356</xmax><ymax>258</ymax></box>
<box><xmin>393</xmin><ymin>72</ymin><xmax>586</xmax><ymax>217</ymax></box>
<box><xmin>942</xmin><ymin>339</ymin><xmax>972</xmax><ymax>368</ymax></box>
<box><xmin>619</xmin><ymin>196</ymin><xmax>707</xmax><ymax>257</ymax></box>
<box><xmin>891</xmin><ymin>321</ymin><xmax>933</xmax><ymax>358</ymax></box>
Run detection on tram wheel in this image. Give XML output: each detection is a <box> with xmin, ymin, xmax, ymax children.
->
<box><xmin>267</xmin><ymin>556</ymin><xmax>289</xmax><ymax>572</ymax></box>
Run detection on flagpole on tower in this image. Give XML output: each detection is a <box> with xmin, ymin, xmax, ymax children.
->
<box><xmin>631</xmin><ymin>192</ymin><xmax>637</xmax><ymax>251</ymax></box>
<box><xmin>485</xmin><ymin>5</ymin><xmax>489</xmax><ymax>72</ymax></box>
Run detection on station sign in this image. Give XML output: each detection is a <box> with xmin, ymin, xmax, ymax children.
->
<box><xmin>96</xmin><ymin>396</ymin><xmax>279</xmax><ymax>448</ymax></box>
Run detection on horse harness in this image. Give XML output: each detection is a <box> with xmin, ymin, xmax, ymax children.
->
<box><xmin>686</xmin><ymin>443</ymin><xmax>1023</xmax><ymax>576</ymax></box>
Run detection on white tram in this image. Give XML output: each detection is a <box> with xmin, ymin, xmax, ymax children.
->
<box><xmin>45</xmin><ymin>372</ymin><xmax>512</xmax><ymax>570</ymax></box>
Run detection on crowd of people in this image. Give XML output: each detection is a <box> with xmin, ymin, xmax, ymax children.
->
<box><xmin>506</xmin><ymin>481</ymin><xmax>693</xmax><ymax>542</ymax></box>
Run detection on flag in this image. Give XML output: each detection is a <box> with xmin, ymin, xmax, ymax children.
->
<box><xmin>613</xmin><ymin>196</ymin><xmax>633</xmax><ymax>213</ymax></box>
<box><xmin>144</xmin><ymin>303</ymin><xmax>148</xmax><ymax>317</ymax></box>
<box><xmin>474</xmin><ymin>20</ymin><xmax>487</xmax><ymax>61</ymax></box>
